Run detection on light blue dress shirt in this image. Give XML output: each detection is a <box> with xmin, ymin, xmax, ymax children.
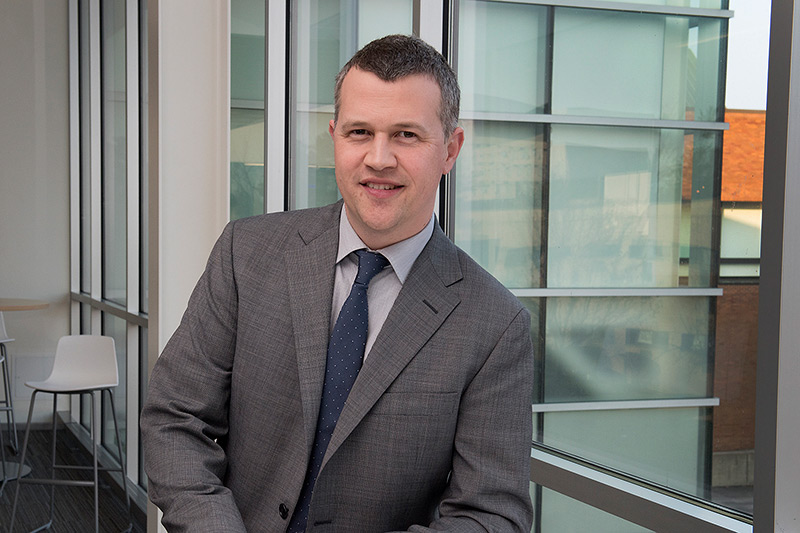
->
<box><xmin>332</xmin><ymin>205</ymin><xmax>435</xmax><ymax>360</ymax></box>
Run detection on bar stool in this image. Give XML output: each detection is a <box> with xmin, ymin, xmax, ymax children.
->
<box><xmin>9</xmin><ymin>335</ymin><xmax>132</xmax><ymax>533</ymax></box>
<box><xmin>0</xmin><ymin>348</ymin><xmax>8</xmax><ymax>497</ymax></box>
<box><xmin>0</xmin><ymin>311</ymin><xmax>19</xmax><ymax>453</ymax></box>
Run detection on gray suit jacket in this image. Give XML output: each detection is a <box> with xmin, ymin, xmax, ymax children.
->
<box><xmin>141</xmin><ymin>201</ymin><xmax>534</xmax><ymax>532</ymax></box>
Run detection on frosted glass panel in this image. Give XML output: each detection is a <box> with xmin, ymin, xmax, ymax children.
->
<box><xmin>544</xmin><ymin>297</ymin><xmax>711</xmax><ymax>402</ymax></box>
<box><xmin>454</xmin><ymin>121</ymin><xmax>544</xmax><ymax>288</ymax></box>
<box><xmin>540</xmin><ymin>488</ymin><xmax>653</xmax><ymax>533</ymax></box>
<box><xmin>541</xmin><ymin>408</ymin><xmax>710</xmax><ymax>497</ymax></box>
<box><xmin>101</xmin><ymin>0</ymin><xmax>127</xmax><ymax>305</ymax></box>
<box><xmin>358</xmin><ymin>0</ymin><xmax>413</xmax><ymax>46</ymax></box>
<box><xmin>552</xmin><ymin>10</ymin><xmax>664</xmax><ymax>119</ymax></box>
<box><xmin>552</xmin><ymin>9</ymin><xmax>724</xmax><ymax>122</ymax></box>
<box><xmin>458</xmin><ymin>0</ymin><xmax>547</xmax><ymax>114</ymax></box>
<box><xmin>547</xmin><ymin>125</ymin><xmax>717</xmax><ymax>288</ymax></box>
<box><xmin>721</xmin><ymin>207</ymin><xmax>762</xmax><ymax>259</ymax></box>
<box><xmin>230</xmin><ymin>0</ymin><xmax>265</xmax><ymax>219</ymax></box>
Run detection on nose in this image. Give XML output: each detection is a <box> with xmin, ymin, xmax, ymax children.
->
<box><xmin>364</xmin><ymin>135</ymin><xmax>397</xmax><ymax>171</ymax></box>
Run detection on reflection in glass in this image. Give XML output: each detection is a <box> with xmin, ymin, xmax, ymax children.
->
<box><xmin>231</xmin><ymin>0</ymin><xmax>266</xmax><ymax>219</ymax></box>
<box><xmin>102</xmin><ymin>313</ymin><xmax>127</xmax><ymax>463</ymax></box>
<box><xmin>454</xmin><ymin>121</ymin><xmax>544</xmax><ymax>288</ymax></box>
<box><xmin>552</xmin><ymin>9</ymin><xmax>723</xmax><ymax>122</ymax></box>
<box><xmin>547</xmin><ymin>125</ymin><xmax>718</xmax><ymax>288</ymax></box>
<box><xmin>538</xmin><ymin>486</ymin><xmax>653</xmax><ymax>532</ymax></box>
<box><xmin>291</xmin><ymin>0</ymin><xmax>412</xmax><ymax>209</ymax></box>
<box><xmin>541</xmin><ymin>407</ymin><xmax>711</xmax><ymax>499</ymax></box>
<box><xmin>458</xmin><ymin>0</ymin><xmax>547</xmax><ymax>114</ymax></box>
<box><xmin>720</xmin><ymin>205</ymin><xmax>762</xmax><ymax>278</ymax></box>
<box><xmin>543</xmin><ymin>296</ymin><xmax>711</xmax><ymax>402</ymax></box>
<box><xmin>231</xmin><ymin>108</ymin><xmax>266</xmax><ymax>219</ymax></box>
<box><xmin>80</xmin><ymin>0</ymin><xmax>91</xmax><ymax>294</ymax></box>
<box><xmin>101</xmin><ymin>0</ymin><xmax>127</xmax><ymax>305</ymax></box>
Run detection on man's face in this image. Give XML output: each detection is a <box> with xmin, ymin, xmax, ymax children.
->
<box><xmin>330</xmin><ymin>68</ymin><xmax>464</xmax><ymax>249</ymax></box>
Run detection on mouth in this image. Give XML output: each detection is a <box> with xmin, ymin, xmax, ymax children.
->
<box><xmin>364</xmin><ymin>182</ymin><xmax>401</xmax><ymax>191</ymax></box>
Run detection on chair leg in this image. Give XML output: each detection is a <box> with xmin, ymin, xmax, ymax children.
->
<box><xmin>90</xmin><ymin>390</ymin><xmax>100</xmax><ymax>533</ymax></box>
<box><xmin>10</xmin><ymin>390</ymin><xmax>50</xmax><ymax>532</ymax></box>
<box><xmin>0</xmin><ymin>343</ymin><xmax>18</xmax><ymax>453</ymax></box>
<box><xmin>106</xmin><ymin>388</ymin><xmax>133</xmax><ymax>531</ymax></box>
<box><xmin>47</xmin><ymin>393</ymin><xmax>58</xmax><ymax>527</ymax></box>
<box><xmin>0</xmin><ymin>387</ymin><xmax>7</xmax><ymax>498</ymax></box>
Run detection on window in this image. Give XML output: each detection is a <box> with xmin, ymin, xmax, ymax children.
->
<box><xmin>237</xmin><ymin>0</ymin><xmax>773</xmax><ymax>530</ymax></box>
<box><xmin>69</xmin><ymin>0</ymin><xmax>148</xmax><ymax>502</ymax></box>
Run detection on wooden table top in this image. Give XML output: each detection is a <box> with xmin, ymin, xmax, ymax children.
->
<box><xmin>0</xmin><ymin>298</ymin><xmax>50</xmax><ymax>312</ymax></box>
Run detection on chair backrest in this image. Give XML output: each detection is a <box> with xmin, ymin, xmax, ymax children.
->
<box><xmin>48</xmin><ymin>335</ymin><xmax>119</xmax><ymax>389</ymax></box>
<box><xmin>0</xmin><ymin>311</ymin><xmax>12</xmax><ymax>343</ymax></box>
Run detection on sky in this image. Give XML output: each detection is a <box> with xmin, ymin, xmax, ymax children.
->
<box><xmin>725</xmin><ymin>0</ymin><xmax>772</xmax><ymax>110</ymax></box>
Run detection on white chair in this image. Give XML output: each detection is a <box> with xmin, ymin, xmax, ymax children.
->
<box><xmin>0</xmin><ymin>311</ymin><xmax>19</xmax><ymax>454</ymax></box>
<box><xmin>9</xmin><ymin>335</ymin><xmax>132</xmax><ymax>533</ymax></box>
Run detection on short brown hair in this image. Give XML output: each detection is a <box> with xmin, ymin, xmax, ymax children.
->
<box><xmin>333</xmin><ymin>34</ymin><xmax>460</xmax><ymax>137</ymax></box>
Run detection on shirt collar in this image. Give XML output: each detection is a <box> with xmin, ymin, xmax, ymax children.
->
<box><xmin>337</xmin><ymin>205</ymin><xmax>435</xmax><ymax>284</ymax></box>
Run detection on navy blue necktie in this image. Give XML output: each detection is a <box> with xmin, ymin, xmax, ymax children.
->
<box><xmin>288</xmin><ymin>250</ymin><xmax>389</xmax><ymax>532</ymax></box>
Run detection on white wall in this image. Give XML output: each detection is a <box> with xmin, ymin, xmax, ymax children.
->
<box><xmin>147</xmin><ymin>1</ymin><xmax>230</xmax><ymax>530</ymax></box>
<box><xmin>0</xmin><ymin>0</ymin><xmax>71</xmax><ymax>423</ymax></box>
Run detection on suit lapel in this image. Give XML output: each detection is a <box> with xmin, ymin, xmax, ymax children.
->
<box><xmin>324</xmin><ymin>226</ymin><xmax>463</xmax><ymax>462</ymax></box>
<box><xmin>285</xmin><ymin>202</ymin><xmax>342</xmax><ymax>454</ymax></box>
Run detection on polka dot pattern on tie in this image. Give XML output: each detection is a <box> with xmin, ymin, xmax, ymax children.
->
<box><xmin>286</xmin><ymin>249</ymin><xmax>388</xmax><ymax>532</ymax></box>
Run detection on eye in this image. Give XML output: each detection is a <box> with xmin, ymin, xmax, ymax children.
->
<box><xmin>398</xmin><ymin>131</ymin><xmax>417</xmax><ymax>139</ymax></box>
<box><xmin>350</xmin><ymin>129</ymin><xmax>369</xmax><ymax>136</ymax></box>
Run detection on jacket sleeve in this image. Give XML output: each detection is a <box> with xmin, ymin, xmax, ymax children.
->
<box><xmin>140</xmin><ymin>221</ymin><xmax>247</xmax><ymax>533</ymax></box>
<box><xmin>403</xmin><ymin>307</ymin><xmax>535</xmax><ymax>532</ymax></box>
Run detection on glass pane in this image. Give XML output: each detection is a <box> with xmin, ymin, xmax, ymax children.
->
<box><xmin>140</xmin><ymin>0</ymin><xmax>149</xmax><ymax>313</ymax></box>
<box><xmin>102</xmin><ymin>312</ymin><xmax>127</xmax><ymax>462</ymax></box>
<box><xmin>458</xmin><ymin>0</ymin><xmax>547</xmax><ymax>114</ymax></box>
<box><xmin>80</xmin><ymin>0</ymin><xmax>91</xmax><ymax>294</ymax></box>
<box><xmin>540</xmin><ymin>408</ymin><xmax>711</xmax><ymax>499</ymax></box>
<box><xmin>290</xmin><ymin>0</ymin><xmax>413</xmax><ymax>210</ymax></box>
<box><xmin>231</xmin><ymin>0</ymin><xmax>265</xmax><ymax>219</ymax></box>
<box><xmin>719</xmin><ymin>206</ymin><xmax>761</xmax><ymax>278</ymax></box>
<box><xmin>552</xmin><ymin>10</ymin><xmax>724</xmax><ymax>122</ymax></box>
<box><xmin>454</xmin><ymin>120</ymin><xmax>544</xmax><ymax>288</ymax></box>
<box><xmin>538</xmin><ymin>487</ymin><xmax>653</xmax><ymax>532</ymax></box>
<box><xmin>547</xmin><ymin>125</ymin><xmax>718</xmax><ymax>288</ymax></box>
<box><xmin>101</xmin><ymin>0</ymin><xmax>127</xmax><ymax>305</ymax></box>
<box><xmin>542</xmin><ymin>297</ymin><xmax>711</xmax><ymax>403</ymax></box>
<box><xmin>231</xmin><ymin>108</ymin><xmax>266</xmax><ymax>219</ymax></box>
<box><xmin>139</xmin><ymin>326</ymin><xmax>148</xmax><ymax>489</ymax></box>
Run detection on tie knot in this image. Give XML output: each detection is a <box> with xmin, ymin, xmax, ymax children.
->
<box><xmin>354</xmin><ymin>250</ymin><xmax>389</xmax><ymax>286</ymax></box>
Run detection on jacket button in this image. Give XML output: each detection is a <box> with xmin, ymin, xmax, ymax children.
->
<box><xmin>279</xmin><ymin>503</ymin><xmax>289</xmax><ymax>519</ymax></box>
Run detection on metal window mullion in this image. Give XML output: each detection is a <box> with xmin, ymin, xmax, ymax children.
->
<box><xmin>533</xmin><ymin>397</ymin><xmax>720</xmax><ymax>413</ymax></box>
<box><xmin>530</xmin><ymin>449</ymin><xmax>751</xmax><ymax>533</ymax></box>
<box><xmin>416</xmin><ymin>0</ymin><xmax>447</xmax><ymax>221</ymax></box>
<box><xmin>90</xmin><ymin>0</ymin><xmax>103</xmax><ymax>337</ymax></box>
<box><xmin>265</xmin><ymin>0</ymin><xmax>287</xmax><ymax>214</ymax></box>
<box><xmin>461</xmin><ymin>111</ymin><xmax>728</xmax><ymax>131</ymax></box>
<box><xmin>125</xmin><ymin>322</ymin><xmax>139</xmax><ymax>485</ymax></box>
<box><xmin>499</xmin><ymin>0</ymin><xmax>732</xmax><ymax>19</ymax></box>
<box><xmin>69</xmin><ymin>0</ymin><xmax>82</xmax><ymax>336</ymax></box>
<box><xmin>124</xmin><ymin>0</ymin><xmax>140</xmax><ymax>487</ymax></box>
<box><xmin>512</xmin><ymin>288</ymin><xmax>723</xmax><ymax>297</ymax></box>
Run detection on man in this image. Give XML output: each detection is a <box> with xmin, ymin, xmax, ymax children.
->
<box><xmin>141</xmin><ymin>34</ymin><xmax>534</xmax><ymax>532</ymax></box>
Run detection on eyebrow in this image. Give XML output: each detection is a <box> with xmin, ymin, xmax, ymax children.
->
<box><xmin>339</xmin><ymin>120</ymin><xmax>430</xmax><ymax>133</ymax></box>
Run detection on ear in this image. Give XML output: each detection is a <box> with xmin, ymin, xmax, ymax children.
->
<box><xmin>329</xmin><ymin>119</ymin><xmax>336</xmax><ymax>139</ymax></box>
<box><xmin>442</xmin><ymin>126</ymin><xmax>465</xmax><ymax>174</ymax></box>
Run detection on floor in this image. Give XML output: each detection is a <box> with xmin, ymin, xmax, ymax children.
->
<box><xmin>0</xmin><ymin>429</ymin><xmax>146</xmax><ymax>533</ymax></box>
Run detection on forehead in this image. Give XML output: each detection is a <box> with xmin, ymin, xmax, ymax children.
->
<box><xmin>338</xmin><ymin>68</ymin><xmax>442</xmax><ymax>126</ymax></box>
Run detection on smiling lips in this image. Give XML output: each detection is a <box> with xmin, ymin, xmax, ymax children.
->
<box><xmin>364</xmin><ymin>182</ymin><xmax>400</xmax><ymax>191</ymax></box>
